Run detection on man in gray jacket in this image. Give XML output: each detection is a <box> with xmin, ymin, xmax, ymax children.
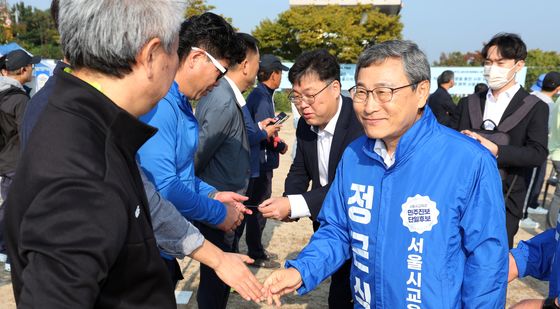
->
<box><xmin>194</xmin><ymin>32</ymin><xmax>260</xmax><ymax>309</ymax></box>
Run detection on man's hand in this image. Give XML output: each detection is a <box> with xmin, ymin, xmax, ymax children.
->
<box><xmin>508</xmin><ymin>253</ymin><xmax>519</xmax><ymax>282</ymax></box>
<box><xmin>280</xmin><ymin>141</ymin><xmax>288</xmax><ymax>155</ymax></box>
<box><xmin>461</xmin><ymin>130</ymin><xmax>499</xmax><ymax>157</ymax></box>
<box><xmin>215</xmin><ymin>191</ymin><xmax>251</xmax><ymax>214</ymax></box>
<box><xmin>190</xmin><ymin>240</ymin><xmax>264</xmax><ymax>303</ymax></box>
<box><xmin>261</xmin><ymin>118</ymin><xmax>282</xmax><ymax>138</ymax></box>
<box><xmin>509</xmin><ymin>299</ymin><xmax>545</xmax><ymax>308</ymax></box>
<box><xmin>259</xmin><ymin>197</ymin><xmax>291</xmax><ymax>221</ymax></box>
<box><xmin>263</xmin><ymin>268</ymin><xmax>303</xmax><ymax>306</ymax></box>
<box><xmin>214</xmin><ymin>191</ymin><xmax>249</xmax><ymax>209</ymax></box>
<box><xmin>214</xmin><ymin>252</ymin><xmax>264</xmax><ymax>303</ymax></box>
<box><xmin>217</xmin><ymin>203</ymin><xmax>243</xmax><ymax>232</ymax></box>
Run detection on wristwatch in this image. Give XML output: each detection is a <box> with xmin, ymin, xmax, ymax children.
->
<box><xmin>543</xmin><ymin>297</ymin><xmax>560</xmax><ymax>309</ymax></box>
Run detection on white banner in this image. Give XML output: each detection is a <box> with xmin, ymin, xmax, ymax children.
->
<box><xmin>279</xmin><ymin>63</ymin><xmax>528</xmax><ymax>98</ymax></box>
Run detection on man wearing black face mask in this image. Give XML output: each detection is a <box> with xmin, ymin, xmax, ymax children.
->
<box><xmin>456</xmin><ymin>33</ymin><xmax>549</xmax><ymax>248</ymax></box>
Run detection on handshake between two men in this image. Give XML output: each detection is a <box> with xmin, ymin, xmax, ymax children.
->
<box><xmin>200</xmin><ymin>190</ymin><xmax>303</xmax><ymax>306</ymax></box>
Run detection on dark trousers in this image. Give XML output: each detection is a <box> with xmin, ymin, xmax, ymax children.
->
<box><xmin>329</xmin><ymin>259</ymin><xmax>354</xmax><ymax>308</ymax></box>
<box><xmin>525</xmin><ymin>161</ymin><xmax>547</xmax><ymax>212</ymax></box>
<box><xmin>313</xmin><ymin>221</ymin><xmax>353</xmax><ymax>308</ymax></box>
<box><xmin>233</xmin><ymin>170</ymin><xmax>272</xmax><ymax>258</ymax></box>
<box><xmin>162</xmin><ymin>257</ymin><xmax>183</xmax><ymax>288</ymax></box>
<box><xmin>195</xmin><ymin>222</ymin><xmax>235</xmax><ymax>309</ymax></box>
<box><xmin>506</xmin><ymin>210</ymin><xmax>520</xmax><ymax>249</ymax></box>
<box><xmin>0</xmin><ymin>173</ymin><xmax>14</xmax><ymax>259</ymax></box>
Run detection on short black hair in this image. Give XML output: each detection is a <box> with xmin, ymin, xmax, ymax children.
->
<box><xmin>229</xmin><ymin>33</ymin><xmax>259</xmax><ymax>70</ymax></box>
<box><xmin>288</xmin><ymin>49</ymin><xmax>340</xmax><ymax>85</ymax></box>
<box><xmin>177</xmin><ymin>12</ymin><xmax>245</xmax><ymax>65</ymax></box>
<box><xmin>0</xmin><ymin>55</ymin><xmax>6</xmax><ymax>73</ymax></box>
<box><xmin>481</xmin><ymin>33</ymin><xmax>527</xmax><ymax>62</ymax></box>
<box><xmin>237</xmin><ymin>32</ymin><xmax>259</xmax><ymax>55</ymax></box>
<box><xmin>437</xmin><ymin>70</ymin><xmax>454</xmax><ymax>86</ymax></box>
<box><xmin>257</xmin><ymin>69</ymin><xmax>278</xmax><ymax>83</ymax></box>
<box><xmin>474</xmin><ymin>83</ymin><xmax>488</xmax><ymax>94</ymax></box>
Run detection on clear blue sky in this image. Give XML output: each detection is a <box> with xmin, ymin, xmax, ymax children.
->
<box><xmin>207</xmin><ymin>0</ymin><xmax>560</xmax><ymax>63</ymax></box>
<box><xmin>16</xmin><ymin>0</ymin><xmax>560</xmax><ymax>63</ymax></box>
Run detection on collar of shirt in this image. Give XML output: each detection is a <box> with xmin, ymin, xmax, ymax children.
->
<box><xmin>531</xmin><ymin>91</ymin><xmax>554</xmax><ymax>105</ymax></box>
<box><xmin>373</xmin><ymin>138</ymin><xmax>395</xmax><ymax>168</ymax></box>
<box><xmin>483</xmin><ymin>83</ymin><xmax>520</xmax><ymax>129</ymax></box>
<box><xmin>486</xmin><ymin>83</ymin><xmax>520</xmax><ymax>103</ymax></box>
<box><xmin>310</xmin><ymin>95</ymin><xmax>343</xmax><ymax>136</ymax></box>
<box><xmin>224</xmin><ymin>76</ymin><xmax>246</xmax><ymax>107</ymax></box>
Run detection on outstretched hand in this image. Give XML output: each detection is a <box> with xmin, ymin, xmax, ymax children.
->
<box><xmin>263</xmin><ymin>268</ymin><xmax>303</xmax><ymax>306</ymax></box>
<box><xmin>190</xmin><ymin>240</ymin><xmax>264</xmax><ymax>303</ymax></box>
<box><xmin>214</xmin><ymin>252</ymin><xmax>264</xmax><ymax>303</ymax></box>
<box><xmin>259</xmin><ymin>197</ymin><xmax>291</xmax><ymax>221</ymax></box>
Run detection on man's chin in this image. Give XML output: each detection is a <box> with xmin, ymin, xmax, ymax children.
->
<box><xmin>364</xmin><ymin>128</ymin><xmax>387</xmax><ymax>141</ymax></box>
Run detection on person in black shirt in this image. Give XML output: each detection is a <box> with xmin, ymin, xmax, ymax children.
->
<box><xmin>428</xmin><ymin>70</ymin><xmax>457</xmax><ymax>128</ymax></box>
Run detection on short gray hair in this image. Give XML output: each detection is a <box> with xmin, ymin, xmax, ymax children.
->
<box><xmin>437</xmin><ymin>70</ymin><xmax>454</xmax><ymax>86</ymax></box>
<box><xmin>59</xmin><ymin>0</ymin><xmax>185</xmax><ymax>78</ymax></box>
<box><xmin>355</xmin><ymin>40</ymin><xmax>430</xmax><ymax>90</ymax></box>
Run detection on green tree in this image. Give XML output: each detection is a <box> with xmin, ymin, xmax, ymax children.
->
<box><xmin>184</xmin><ymin>0</ymin><xmax>233</xmax><ymax>26</ymax></box>
<box><xmin>525</xmin><ymin>49</ymin><xmax>560</xmax><ymax>89</ymax></box>
<box><xmin>433</xmin><ymin>49</ymin><xmax>560</xmax><ymax>89</ymax></box>
<box><xmin>433</xmin><ymin>51</ymin><xmax>483</xmax><ymax>66</ymax></box>
<box><xmin>6</xmin><ymin>2</ymin><xmax>61</xmax><ymax>59</ymax></box>
<box><xmin>252</xmin><ymin>5</ymin><xmax>402</xmax><ymax>63</ymax></box>
<box><xmin>185</xmin><ymin>0</ymin><xmax>215</xmax><ymax>18</ymax></box>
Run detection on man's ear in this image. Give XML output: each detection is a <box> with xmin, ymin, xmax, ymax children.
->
<box><xmin>416</xmin><ymin>80</ymin><xmax>430</xmax><ymax>108</ymax></box>
<box><xmin>515</xmin><ymin>60</ymin><xmax>525</xmax><ymax>72</ymax></box>
<box><xmin>331</xmin><ymin>79</ymin><xmax>341</xmax><ymax>94</ymax></box>
<box><xmin>242</xmin><ymin>59</ymin><xmax>249</xmax><ymax>75</ymax></box>
<box><xmin>186</xmin><ymin>49</ymin><xmax>205</xmax><ymax>70</ymax></box>
<box><xmin>137</xmin><ymin>37</ymin><xmax>162</xmax><ymax>80</ymax></box>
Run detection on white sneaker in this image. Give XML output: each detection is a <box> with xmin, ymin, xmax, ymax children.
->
<box><xmin>527</xmin><ymin>206</ymin><xmax>549</xmax><ymax>215</ymax></box>
<box><xmin>0</xmin><ymin>253</ymin><xmax>6</xmax><ymax>263</ymax></box>
<box><xmin>519</xmin><ymin>217</ymin><xmax>540</xmax><ymax>229</ymax></box>
<box><xmin>4</xmin><ymin>263</ymin><xmax>10</xmax><ymax>272</ymax></box>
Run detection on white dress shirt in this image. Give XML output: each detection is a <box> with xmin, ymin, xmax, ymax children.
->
<box><xmin>373</xmin><ymin>139</ymin><xmax>396</xmax><ymax>168</ymax></box>
<box><xmin>287</xmin><ymin>96</ymin><xmax>343</xmax><ymax>219</ymax></box>
<box><xmin>224</xmin><ymin>76</ymin><xmax>246</xmax><ymax>108</ymax></box>
<box><xmin>482</xmin><ymin>83</ymin><xmax>520</xmax><ymax>130</ymax></box>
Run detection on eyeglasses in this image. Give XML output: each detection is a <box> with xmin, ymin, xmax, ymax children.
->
<box><xmin>349</xmin><ymin>83</ymin><xmax>419</xmax><ymax>104</ymax></box>
<box><xmin>191</xmin><ymin>47</ymin><xmax>228</xmax><ymax>81</ymax></box>
<box><xmin>288</xmin><ymin>80</ymin><xmax>334</xmax><ymax>106</ymax></box>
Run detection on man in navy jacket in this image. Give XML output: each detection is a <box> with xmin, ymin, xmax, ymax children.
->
<box><xmin>239</xmin><ymin>54</ymin><xmax>289</xmax><ymax>268</ymax></box>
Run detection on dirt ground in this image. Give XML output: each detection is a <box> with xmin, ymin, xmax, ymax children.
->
<box><xmin>0</xmin><ymin>113</ymin><xmax>553</xmax><ymax>308</ymax></box>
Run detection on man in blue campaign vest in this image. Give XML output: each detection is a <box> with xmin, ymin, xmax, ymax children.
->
<box><xmin>508</xmin><ymin>209</ymin><xmax>560</xmax><ymax>308</ymax></box>
<box><xmin>263</xmin><ymin>40</ymin><xmax>508</xmax><ymax>308</ymax></box>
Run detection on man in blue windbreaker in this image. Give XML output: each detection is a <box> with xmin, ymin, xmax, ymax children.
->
<box><xmin>508</xmin><ymin>221</ymin><xmax>560</xmax><ymax>308</ymax></box>
<box><xmin>263</xmin><ymin>40</ymin><xmax>509</xmax><ymax>308</ymax></box>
